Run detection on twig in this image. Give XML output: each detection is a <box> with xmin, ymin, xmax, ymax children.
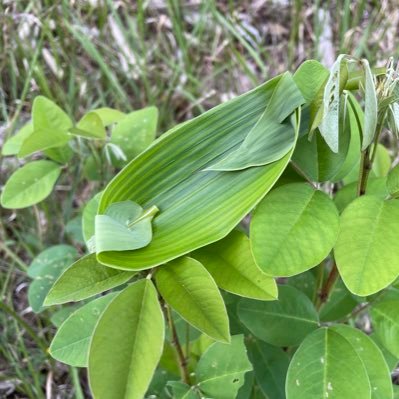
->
<box><xmin>164</xmin><ymin>304</ymin><xmax>190</xmax><ymax>384</ymax></box>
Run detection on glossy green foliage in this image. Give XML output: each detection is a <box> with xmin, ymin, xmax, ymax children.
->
<box><xmin>50</xmin><ymin>293</ymin><xmax>116</xmax><ymax>366</ymax></box>
<box><xmin>286</xmin><ymin>328</ymin><xmax>371</xmax><ymax>399</ymax></box>
<box><xmin>156</xmin><ymin>257</ymin><xmax>230</xmax><ymax>342</ymax></box>
<box><xmin>97</xmin><ymin>75</ymin><xmax>300</xmax><ymax>270</ymax></box>
<box><xmin>335</xmin><ymin>196</ymin><xmax>399</xmax><ymax>295</ymax></box>
<box><xmin>2</xmin><ymin>121</ymin><xmax>33</xmax><ymax>156</ymax></box>
<box><xmin>89</xmin><ymin>279</ymin><xmax>164</xmax><ymax>399</ymax></box>
<box><xmin>193</xmin><ymin>230</ymin><xmax>277</xmax><ymax>300</ymax></box>
<box><xmin>251</xmin><ymin>183</ymin><xmax>339</xmax><ymax>277</ymax></box>
<box><xmin>27</xmin><ymin>245</ymin><xmax>78</xmax><ymax>313</ymax></box>
<box><xmin>1</xmin><ymin>160</ymin><xmax>61</xmax><ymax>208</ymax></box>
<box><xmin>196</xmin><ymin>335</ymin><xmax>252</xmax><ymax>399</ymax></box>
<box><xmin>45</xmin><ymin>253</ymin><xmax>134</xmax><ymax>305</ymax></box>
<box><xmin>238</xmin><ymin>285</ymin><xmax>319</xmax><ymax>347</ymax></box>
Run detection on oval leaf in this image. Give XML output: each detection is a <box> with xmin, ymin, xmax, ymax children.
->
<box><xmin>88</xmin><ymin>279</ymin><xmax>164</xmax><ymax>399</ymax></box>
<box><xmin>238</xmin><ymin>285</ymin><xmax>319</xmax><ymax>347</ymax></box>
<box><xmin>286</xmin><ymin>328</ymin><xmax>371</xmax><ymax>399</ymax></box>
<box><xmin>49</xmin><ymin>293</ymin><xmax>116</xmax><ymax>367</ymax></box>
<box><xmin>70</xmin><ymin>111</ymin><xmax>106</xmax><ymax>139</ymax></box>
<box><xmin>1</xmin><ymin>160</ymin><xmax>62</xmax><ymax>209</ymax></box>
<box><xmin>155</xmin><ymin>257</ymin><xmax>230</xmax><ymax>343</ymax></box>
<box><xmin>331</xmin><ymin>325</ymin><xmax>393</xmax><ymax>399</ymax></box>
<box><xmin>335</xmin><ymin>196</ymin><xmax>399</xmax><ymax>296</ymax></box>
<box><xmin>45</xmin><ymin>253</ymin><xmax>135</xmax><ymax>305</ymax></box>
<box><xmin>193</xmin><ymin>230</ymin><xmax>277</xmax><ymax>300</ymax></box>
<box><xmin>387</xmin><ymin>163</ymin><xmax>399</xmax><ymax>198</ymax></box>
<box><xmin>251</xmin><ymin>183</ymin><xmax>339</xmax><ymax>277</ymax></box>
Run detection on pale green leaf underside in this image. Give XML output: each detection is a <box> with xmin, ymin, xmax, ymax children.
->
<box><xmin>95</xmin><ymin>201</ymin><xmax>157</xmax><ymax>253</ymax></box>
<box><xmin>238</xmin><ymin>285</ymin><xmax>319</xmax><ymax>347</ymax></box>
<box><xmin>50</xmin><ymin>293</ymin><xmax>116</xmax><ymax>367</ymax></box>
<box><xmin>335</xmin><ymin>196</ymin><xmax>399</xmax><ymax>296</ymax></box>
<box><xmin>45</xmin><ymin>253</ymin><xmax>135</xmax><ymax>305</ymax></box>
<box><xmin>192</xmin><ymin>230</ymin><xmax>277</xmax><ymax>300</ymax></box>
<box><xmin>155</xmin><ymin>257</ymin><xmax>230</xmax><ymax>343</ymax></box>
<box><xmin>82</xmin><ymin>192</ymin><xmax>102</xmax><ymax>244</ymax></box>
<box><xmin>97</xmin><ymin>75</ymin><xmax>299</xmax><ymax>270</ymax></box>
<box><xmin>362</xmin><ymin>59</ymin><xmax>378</xmax><ymax>150</ymax></box>
<box><xmin>251</xmin><ymin>183</ymin><xmax>339</xmax><ymax>277</ymax></box>
<box><xmin>286</xmin><ymin>328</ymin><xmax>371</xmax><ymax>399</ymax></box>
<box><xmin>207</xmin><ymin>73</ymin><xmax>304</xmax><ymax>171</ymax></box>
<box><xmin>331</xmin><ymin>325</ymin><xmax>393</xmax><ymax>399</ymax></box>
<box><xmin>89</xmin><ymin>279</ymin><xmax>164</xmax><ymax>399</ymax></box>
<box><xmin>196</xmin><ymin>335</ymin><xmax>252</xmax><ymax>399</ymax></box>
<box><xmin>1</xmin><ymin>160</ymin><xmax>61</xmax><ymax>209</ymax></box>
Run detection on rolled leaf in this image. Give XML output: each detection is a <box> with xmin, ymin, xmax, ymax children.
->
<box><xmin>97</xmin><ymin>75</ymin><xmax>301</xmax><ymax>270</ymax></box>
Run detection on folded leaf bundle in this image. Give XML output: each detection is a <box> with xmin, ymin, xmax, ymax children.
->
<box><xmin>97</xmin><ymin>72</ymin><xmax>304</xmax><ymax>270</ymax></box>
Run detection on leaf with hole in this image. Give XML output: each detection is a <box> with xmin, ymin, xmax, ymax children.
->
<box><xmin>196</xmin><ymin>335</ymin><xmax>252</xmax><ymax>399</ymax></box>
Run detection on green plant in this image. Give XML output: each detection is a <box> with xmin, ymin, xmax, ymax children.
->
<box><xmin>2</xmin><ymin>55</ymin><xmax>399</xmax><ymax>398</ymax></box>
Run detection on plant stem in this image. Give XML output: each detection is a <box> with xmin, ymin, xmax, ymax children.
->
<box><xmin>316</xmin><ymin>262</ymin><xmax>338</xmax><ymax>310</ymax></box>
<box><xmin>164</xmin><ymin>304</ymin><xmax>190</xmax><ymax>384</ymax></box>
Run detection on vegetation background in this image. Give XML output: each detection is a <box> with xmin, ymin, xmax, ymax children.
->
<box><xmin>1</xmin><ymin>0</ymin><xmax>398</xmax><ymax>397</ymax></box>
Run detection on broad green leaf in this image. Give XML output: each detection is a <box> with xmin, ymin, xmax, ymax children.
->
<box><xmin>111</xmin><ymin>106</ymin><xmax>158</xmax><ymax>166</ymax></box>
<box><xmin>50</xmin><ymin>303</ymin><xmax>81</xmax><ymax>327</ymax></box>
<box><xmin>251</xmin><ymin>183</ymin><xmax>339</xmax><ymax>277</ymax></box>
<box><xmin>95</xmin><ymin>200</ymin><xmax>158</xmax><ymax>253</ymax></box>
<box><xmin>331</xmin><ymin>325</ymin><xmax>393</xmax><ymax>399</ymax></box>
<box><xmin>318</xmin><ymin>54</ymin><xmax>348</xmax><ymax>152</ymax></box>
<box><xmin>238</xmin><ymin>285</ymin><xmax>319</xmax><ymax>347</ymax></box>
<box><xmin>2</xmin><ymin>121</ymin><xmax>33</xmax><ymax>156</ymax></box>
<box><xmin>371</xmin><ymin>300</ymin><xmax>399</xmax><ymax>357</ymax></box>
<box><xmin>246</xmin><ymin>339</ymin><xmax>289</xmax><ymax>399</ymax></box>
<box><xmin>82</xmin><ymin>192</ymin><xmax>102</xmax><ymax>244</ymax></box>
<box><xmin>45</xmin><ymin>253</ymin><xmax>135</xmax><ymax>305</ymax></box>
<box><xmin>91</xmin><ymin>107</ymin><xmax>126</xmax><ymax>126</ymax></box>
<box><xmin>18</xmin><ymin>96</ymin><xmax>72</xmax><ymax>157</ymax></box>
<box><xmin>361</xmin><ymin>59</ymin><xmax>378</xmax><ymax>150</ymax></box>
<box><xmin>373</xmin><ymin>144</ymin><xmax>391</xmax><ymax>177</ymax></box>
<box><xmin>89</xmin><ymin>279</ymin><xmax>164</xmax><ymax>399</ymax></box>
<box><xmin>155</xmin><ymin>257</ymin><xmax>230</xmax><ymax>342</ymax></box>
<box><xmin>387</xmin><ymin>163</ymin><xmax>399</xmax><ymax>198</ymax></box>
<box><xmin>192</xmin><ymin>230</ymin><xmax>277</xmax><ymax>300</ymax></box>
<box><xmin>335</xmin><ymin>196</ymin><xmax>399</xmax><ymax>296</ymax></box>
<box><xmin>28</xmin><ymin>245</ymin><xmax>78</xmax><ymax>278</ymax></box>
<box><xmin>287</xmin><ymin>271</ymin><xmax>316</xmax><ymax>300</ymax></box>
<box><xmin>286</xmin><ymin>328</ymin><xmax>371</xmax><ymax>399</ymax></box>
<box><xmin>98</xmin><ymin>75</ymin><xmax>299</xmax><ymax>270</ymax></box>
<box><xmin>1</xmin><ymin>160</ymin><xmax>61</xmax><ymax>209</ymax></box>
<box><xmin>65</xmin><ymin>216</ymin><xmax>84</xmax><ymax>244</ymax></box>
<box><xmin>370</xmin><ymin>333</ymin><xmax>399</xmax><ymax>372</ymax></box>
<box><xmin>49</xmin><ymin>293</ymin><xmax>116</xmax><ymax>367</ymax></box>
<box><xmin>28</xmin><ymin>245</ymin><xmax>78</xmax><ymax>313</ymax></box>
<box><xmin>207</xmin><ymin>73</ymin><xmax>304</xmax><ymax>171</ymax></box>
<box><xmin>334</xmin><ymin>177</ymin><xmax>388</xmax><ymax>212</ymax></box>
<box><xmin>196</xmin><ymin>335</ymin><xmax>252</xmax><ymax>399</ymax></box>
<box><xmin>167</xmin><ymin>382</ymin><xmax>200</xmax><ymax>399</ymax></box>
<box><xmin>70</xmin><ymin>111</ymin><xmax>106</xmax><ymax>139</ymax></box>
